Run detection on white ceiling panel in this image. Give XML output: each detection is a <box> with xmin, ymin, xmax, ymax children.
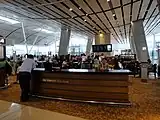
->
<box><xmin>63</xmin><ymin>0</ymin><xmax>84</xmax><ymax>16</ymax></box>
<box><xmin>87</xmin><ymin>0</ymin><xmax>101</xmax><ymax>13</ymax></box>
<box><xmin>145</xmin><ymin>0</ymin><xmax>157</xmax><ymax>19</ymax></box>
<box><xmin>89</xmin><ymin>15</ymin><xmax>105</xmax><ymax>30</ymax></box>
<box><xmin>123</xmin><ymin>0</ymin><xmax>131</xmax><ymax>5</ymax></box>
<box><xmin>114</xmin><ymin>8</ymin><xmax>123</xmax><ymax>26</ymax></box>
<box><xmin>139</xmin><ymin>0</ymin><xmax>150</xmax><ymax>19</ymax></box>
<box><xmin>123</xmin><ymin>5</ymin><xmax>130</xmax><ymax>24</ymax></box>
<box><xmin>97</xmin><ymin>13</ymin><xmax>111</xmax><ymax>28</ymax></box>
<box><xmin>99</xmin><ymin>0</ymin><xmax>110</xmax><ymax>10</ymax></box>
<box><xmin>111</xmin><ymin>0</ymin><xmax>120</xmax><ymax>7</ymax></box>
<box><xmin>75</xmin><ymin>0</ymin><xmax>92</xmax><ymax>14</ymax></box>
<box><xmin>132</xmin><ymin>1</ymin><xmax>141</xmax><ymax>21</ymax></box>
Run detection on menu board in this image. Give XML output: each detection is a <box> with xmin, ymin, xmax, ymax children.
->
<box><xmin>92</xmin><ymin>44</ymin><xmax>112</xmax><ymax>52</ymax></box>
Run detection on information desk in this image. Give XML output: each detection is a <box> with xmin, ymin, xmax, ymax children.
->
<box><xmin>31</xmin><ymin>69</ymin><xmax>131</xmax><ymax>105</ymax></box>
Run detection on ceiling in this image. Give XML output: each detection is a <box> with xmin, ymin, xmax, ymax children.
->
<box><xmin>0</xmin><ymin>0</ymin><xmax>159</xmax><ymax>45</ymax></box>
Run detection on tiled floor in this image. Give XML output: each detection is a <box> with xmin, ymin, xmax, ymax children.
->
<box><xmin>0</xmin><ymin>100</ymin><xmax>86</xmax><ymax>120</ymax></box>
<box><xmin>1</xmin><ymin>76</ymin><xmax>160</xmax><ymax>120</ymax></box>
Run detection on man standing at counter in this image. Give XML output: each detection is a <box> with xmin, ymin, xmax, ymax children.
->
<box><xmin>19</xmin><ymin>54</ymin><xmax>36</xmax><ymax>102</ymax></box>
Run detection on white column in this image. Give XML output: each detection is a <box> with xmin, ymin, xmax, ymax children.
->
<box><xmin>132</xmin><ymin>20</ymin><xmax>149</xmax><ymax>81</ymax></box>
<box><xmin>132</xmin><ymin>20</ymin><xmax>149</xmax><ymax>62</ymax></box>
<box><xmin>86</xmin><ymin>37</ymin><xmax>93</xmax><ymax>55</ymax></box>
<box><xmin>130</xmin><ymin>36</ymin><xmax>137</xmax><ymax>55</ymax></box>
<box><xmin>58</xmin><ymin>25</ymin><xmax>71</xmax><ymax>56</ymax></box>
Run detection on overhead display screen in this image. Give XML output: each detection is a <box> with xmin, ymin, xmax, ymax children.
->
<box><xmin>92</xmin><ymin>44</ymin><xmax>112</xmax><ymax>52</ymax></box>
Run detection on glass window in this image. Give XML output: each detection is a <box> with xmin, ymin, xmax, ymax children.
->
<box><xmin>68</xmin><ymin>31</ymin><xmax>88</xmax><ymax>55</ymax></box>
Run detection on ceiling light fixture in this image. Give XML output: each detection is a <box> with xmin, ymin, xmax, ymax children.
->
<box><xmin>112</xmin><ymin>13</ymin><xmax>116</xmax><ymax>17</ymax></box>
<box><xmin>34</xmin><ymin>28</ymin><xmax>54</xmax><ymax>34</ymax></box>
<box><xmin>84</xmin><ymin>19</ymin><xmax>87</xmax><ymax>22</ymax></box>
<box><xmin>0</xmin><ymin>16</ymin><xmax>20</xmax><ymax>24</ymax></box>
<box><xmin>86</xmin><ymin>14</ymin><xmax>88</xmax><ymax>16</ymax></box>
<box><xmin>69</xmin><ymin>8</ymin><xmax>73</xmax><ymax>11</ymax></box>
<box><xmin>107</xmin><ymin>0</ymin><xmax>110</xmax><ymax>2</ymax></box>
<box><xmin>79</xmin><ymin>7</ymin><xmax>81</xmax><ymax>9</ymax></box>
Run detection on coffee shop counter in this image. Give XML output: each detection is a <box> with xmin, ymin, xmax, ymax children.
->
<box><xmin>31</xmin><ymin>68</ymin><xmax>132</xmax><ymax>105</ymax></box>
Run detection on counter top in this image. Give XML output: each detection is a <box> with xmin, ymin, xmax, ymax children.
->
<box><xmin>33</xmin><ymin>68</ymin><xmax>132</xmax><ymax>74</ymax></box>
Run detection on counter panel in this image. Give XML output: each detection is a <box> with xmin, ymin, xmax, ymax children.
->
<box><xmin>31</xmin><ymin>69</ymin><xmax>131</xmax><ymax>104</ymax></box>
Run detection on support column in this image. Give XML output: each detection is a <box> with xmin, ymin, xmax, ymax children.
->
<box><xmin>132</xmin><ymin>19</ymin><xmax>149</xmax><ymax>81</ymax></box>
<box><xmin>129</xmin><ymin>36</ymin><xmax>137</xmax><ymax>54</ymax></box>
<box><xmin>86</xmin><ymin>37</ymin><xmax>93</xmax><ymax>55</ymax></box>
<box><xmin>95</xmin><ymin>33</ymin><xmax>111</xmax><ymax>56</ymax></box>
<box><xmin>58</xmin><ymin>25</ymin><xmax>71</xmax><ymax>56</ymax></box>
<box><xmin>132</xmin><ymin>20</ymin><xmax>149</xmax><ymax>62</ymax></box>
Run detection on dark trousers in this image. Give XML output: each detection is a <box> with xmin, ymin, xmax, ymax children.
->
<box><xmin>19</xmin><ymin>72</ymin><xmax>31</xmax><ymax>102</ymax></box>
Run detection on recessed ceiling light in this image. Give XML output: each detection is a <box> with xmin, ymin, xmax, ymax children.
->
<box><xmin>107</xmin><ymin>0</ymin><xmax>110</xmax><ymax>2</ymax></box>
<box><xmin>86</xmin><ymin>14</ymin><xmax>88</xmax><ymax>16</ymax></box>
<box><xmin>84</xmin><ymin>19</ymin><xmax>87</xmax><ymax>22</ymax></box>
<box><xmin>69</xmin><ymin>8</ymin><xmax>73</xmax><ymax>11</ymax></box>
<box><xmin>112</xmin><ymin>13</ymin><xmax>116</xmax><ymax>16</ymax></box>
<box><xmin>79</xmin><ymin>7</ymin><xmax>81</xmax><ymax>9</ymax></box>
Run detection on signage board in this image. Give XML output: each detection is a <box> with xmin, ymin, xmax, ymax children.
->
<box><xmin>92</xmin><ymin>44</ymin><xmax>112</xmax><ymax>52</ymax></box>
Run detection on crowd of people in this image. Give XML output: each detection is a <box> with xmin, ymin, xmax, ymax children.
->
<box><xmin>1</xmin><ymin>53</ymin><xmax>157</xmax><ymax>102</ymax></box>
<box><xmin>7</xmin><ymin>53</ymin><xmax>158</xmax><ymax>75</ymax></box>
<box><xmin>7</xmin><ymin>53</ymin><xmax>127</xmax><ymax>73</ymax></box>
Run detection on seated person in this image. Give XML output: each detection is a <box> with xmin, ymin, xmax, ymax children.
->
<box><xmin>114</xmin><ymin>59</ymin><xmax>121</xmax><ymax>70</ymax></box>
<box><xmin>94</xmin><ymin>56</ymin><xmax>100</xmax><ymax>71</ymax></box>
<box><xmin>62</xmin><ymin>60</ymin><xmax>68</xmax><ymax>69</ymax></box>
<box><xmin>44</xmin><ymin>60</ymin><xmax>52</xmax><ymax>71</ymax></box>
<box><xmin>16</xmin><ymin>61</ymin><xmax>23</xmax><ymax>83</ymax></box>
<box><xmin>100</xmin><ymin>58</ymin><xmax>109</xmax><ymax>72</ymax></box>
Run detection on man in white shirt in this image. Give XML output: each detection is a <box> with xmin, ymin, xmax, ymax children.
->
<box><xmin>19</xmin><ymin>54</ymin><xmax>36</xmax><ymax>102</ymax></box>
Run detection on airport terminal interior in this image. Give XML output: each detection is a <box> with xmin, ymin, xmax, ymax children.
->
<box><xmin>0</xmin><ymin>0</ymin><xmax>160</xmax><ymax>120</ymax></box>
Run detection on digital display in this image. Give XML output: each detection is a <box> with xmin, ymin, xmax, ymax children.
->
<box><xmin>92</xmin><ymin>44</ymin><xmax>112</xmax><ymax>52</ymax></box>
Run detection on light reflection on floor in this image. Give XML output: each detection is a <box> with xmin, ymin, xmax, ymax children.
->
<box><xmin>0</xmin><ymin>100</ymin><xmax>86</xmax><ymax>120</ymax></box>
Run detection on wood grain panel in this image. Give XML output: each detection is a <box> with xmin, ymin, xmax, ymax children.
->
<box><xmin>41</xmin><ymin>79</ymin><xmax>129</xmax><ymax>87</ymax></box>
<box><xmin>43</xmin><ymin>73</ymin><xmax>128</xmax><ymax>81</ymax></box>
<box><xmin>40</xmin><ymin>83</ymin><xmax>128</xmax><ymax>93</ymax></box>
<box><xmin>39</xmin><ymin>89</ymin><xmax>129</xmax><ymax>100</ymax></box>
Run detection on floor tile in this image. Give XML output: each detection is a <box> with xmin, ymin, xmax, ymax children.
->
<box><xmin>0</xmin><ymin>100</ymin><xmax>25</xmax><ymax>119</ymax></box>
<box><xmin>0</xmin><ymin>100</ymin><xmax>86</xmax><ymax>120</ymax></box>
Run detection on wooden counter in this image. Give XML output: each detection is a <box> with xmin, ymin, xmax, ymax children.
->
<box><xmin>31</xmin><ymin>69</ymin><xmax>132</xmax><ymax>105</ymax></box>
